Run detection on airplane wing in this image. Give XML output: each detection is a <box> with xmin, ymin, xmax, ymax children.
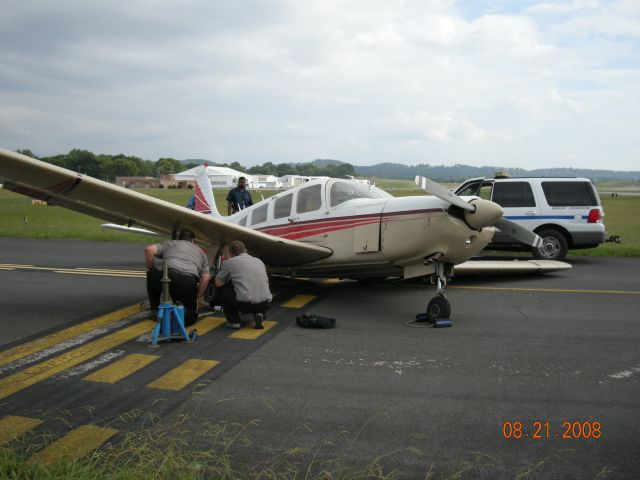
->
<box><xmin>455</xmin><ymin>259</ymin><xmax>572</xmax><ymax>275</ymax></box>
<box><xmin>0</xmin><ymin>148</ymin><xmax>332</xmax><ymax>267</ymax></box>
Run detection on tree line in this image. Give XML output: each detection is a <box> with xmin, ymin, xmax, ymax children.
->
<box><xmin>15</xmin><ymin>149</ymin><xmax>355</xmax><ymax>182</ymax></box>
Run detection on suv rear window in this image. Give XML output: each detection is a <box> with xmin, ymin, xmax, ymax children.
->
<box><xmin>542</xmin><ymin>182</ymin><xmax>597</xmax><ymax>206</ymax></box>
<box><xmin>492</xmin><ymin>182</ymin><xmax>536</xmax><ymax>207</ymax></box>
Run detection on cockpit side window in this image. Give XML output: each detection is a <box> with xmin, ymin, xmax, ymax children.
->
<box><xmin>250</xmin><ymin>203</ymin><xmax>269</xmax><ymax>225</ymax></box>
<box><xmin>329</xmin><ymin>181</ymin><xmax>380</xmax><ymax>207</ymax></box>
<box><xmin>296</xmin><ymin>184</ymin><xmax>322</xmax><ymax>213</ymax></box>
<box><xmin>274</xmin><ymin>193</ymin><xmax>293</xmax><ymax>219</ymax></box>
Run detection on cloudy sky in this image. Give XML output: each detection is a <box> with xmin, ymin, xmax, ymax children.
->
<box><xmin>1</xmin><ymin>0</ymin><xmax>638</xmax><ymax>170</ymax></box>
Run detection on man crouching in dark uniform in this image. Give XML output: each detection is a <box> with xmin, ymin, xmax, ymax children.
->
<box><xmin>215</xmin><ymin>240</ymin><xmax>272</xmax><ymax>329</ymax></box>
<box><xmin>145</xmin><ymin>228</ymin><xmax>210</xmax><ymax>326</ymax></box>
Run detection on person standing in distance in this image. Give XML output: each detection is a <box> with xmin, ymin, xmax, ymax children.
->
<box><xmin>215</xmin><ymin>240</ymin><xmax>271</xmax><ymax>329</ymax></box>
<box><xmin>145</xmin><ymin>228</ymin><xmax>210</xmax><ymax>326</ymax></box>
<box><xmin>226</xmin><ymin>176</ymin><xmax>252</xmax><ymax>215</ymax></box>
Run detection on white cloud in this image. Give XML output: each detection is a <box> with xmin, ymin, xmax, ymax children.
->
<box><xmin>0</xmin><ymin>0</ymin><xmax>638</xmax><ymax>170</ymax></box>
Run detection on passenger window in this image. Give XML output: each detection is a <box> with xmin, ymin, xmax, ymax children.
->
<box><xmin>250</xmin><ymin>204</ymin><xmax>268</xmax><ymax>225</ymax></box>
<box><xmin>296</xmin><ymin>184</ymin><xmax>322</xmax><ymax>213</ymax></box>
<box><xmin>274</xmin><ymin>194</ymin><xmax>293</xmax><ymax>219</ymax></box>
<box><xmin>492</xmin><ymin>182</ymin><xmax>535</xmax><ymax>207</ymax></box>
<box><xmin>238</xmin><ymin>216</ymin><xmax>247</xmax><ymax>226</ymax></box>
<box><xmin>542</xmin><ymin>182</ymin><xmax>597</xmax><ymax>206</ymax></box>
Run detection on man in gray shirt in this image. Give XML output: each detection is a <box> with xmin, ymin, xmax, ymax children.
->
<box><xmin>145</xmin><ymin>228</ymin><xmax>210</xmax><ymax>326</ymax></box>
<box><xmin>215</xmin><ymin>240</ymin><xmax>272</xmax><ymax>329</ymax></box>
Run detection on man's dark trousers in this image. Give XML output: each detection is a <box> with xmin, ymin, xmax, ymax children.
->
<box><xmin>218</xmin><ymin>283</ymin><xmax>270</xmax><ymax>325</ymax></box>
<box><xmin>146</xmin><ymin>267</ymin><xmax>199</xmax><ymax>326</ymax></box>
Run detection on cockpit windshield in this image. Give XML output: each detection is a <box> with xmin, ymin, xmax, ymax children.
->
<box><xmin>329</xmin><ymin>181</ymin><xmax>390</xmax><ymax>208</ymax></box>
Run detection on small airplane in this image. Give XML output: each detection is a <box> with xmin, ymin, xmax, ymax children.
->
<box><xmin>0</xmin><ymin>147</ymin><xmax>567</xmax><ymax>322</ymax></box>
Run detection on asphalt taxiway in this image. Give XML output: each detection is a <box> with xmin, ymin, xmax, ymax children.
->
<box><xmin>1</xmin><ymin>238</ymin><xmax>639</xmax><ymax>478</ymax></box>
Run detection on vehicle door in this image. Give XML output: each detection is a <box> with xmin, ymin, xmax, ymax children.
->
<box><xmin>490</xmin><ymin>180</ymin><xmax>540</xmax><ymax>244</ymax></box>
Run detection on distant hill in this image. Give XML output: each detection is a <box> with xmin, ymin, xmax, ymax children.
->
<box><xmin>181</xmin><ymin>157</ymin><xmax>639</xmax><ymax>182</ymax></box>
<box><xmin>353</xmin><ymin>163</ymin><xmax>640</xmax><ymax>182</ymax></box>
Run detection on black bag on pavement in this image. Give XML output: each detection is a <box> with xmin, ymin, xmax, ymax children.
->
<box><xmin>296</xmin><ymin>314</ymin><xmax>336</xmax><ymax>329</ymax></box>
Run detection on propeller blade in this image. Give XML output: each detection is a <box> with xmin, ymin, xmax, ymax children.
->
<box><xmin>415</xmin><ymin>175</ymin><xmax>475</xmax><ymax>212</ymax></box>
<box><xmin>495</xmin><ymin>218</ymin><xmax>543</xmax><ymax>248</ymax></box>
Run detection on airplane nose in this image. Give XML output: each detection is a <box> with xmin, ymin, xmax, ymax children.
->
<box><xmin>463</xmin><ymin>199</ymin><xmax>503</xmax><ymax>230</ymax></box>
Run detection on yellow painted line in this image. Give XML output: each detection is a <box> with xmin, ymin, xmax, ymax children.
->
<box><xmin>0</xmin><ymin>303</ymin><xmax>145</xmax><ymax>368</ymax></box>
<box><xmin>146</xmin><ymin>359</ymin><xmax>219</xmax><ymax>391</ymax></box>
<box><xmin>55</xmin><ymin>270</ymin><xmax>145</xmax><ymax>278</ymax></box>
<box><xmin>0</xmin><ymin>416</ymin><xmax>43</xmax><ymax>446</ymax></box>
<box><xmin>84</xmin><ymin>353</ymin><xmax>159</xmax><ymax>384</ymax></box>
<box><xmin>0</xmin><ymin>263</ymin><xmax>144</xmax><ymax>277</ymax></box>
<box><xmin>0</xmin><ymin>321</ymin><xmax>155</xmax><ymax>401</ymax></box>
<box><xmin>72</xmin><ymin>267</ymin><xmax>143</xmax><ymax>273</ymax></box>
<box><xmin>449</xmin><ymin>286</ymin><xmax>640</xmax><ymax>295</ymax></box>
<box><xmin>229</xmin><ymin>321</ymin><xmax>277</xmax><ymax>340</ymax></box>
<box><xmin>28</xmin><ymin>424</ymin><xmax>118</xmax><ymax>466</ymax></box>
<box><xmin>281</xmin><ymin>294</ymin><xmax>317</xmax><ymax>308</ymax></box>
<box><xmin>194</xmin><ymin>316</ymin><xmax>226</xmax><ymax>335</ymax></box>
<box><xmin>320</xmin><ymin>278</ymin><xmax>342</xmax><ymax>285</ymax></box>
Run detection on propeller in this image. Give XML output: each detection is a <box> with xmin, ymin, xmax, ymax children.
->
<box><xmin>414</xmin><ymin>176</ymin><xmax>542</xmax><ymax>248</ymax></box>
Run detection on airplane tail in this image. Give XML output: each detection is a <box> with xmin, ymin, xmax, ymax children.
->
<box><xmin>193</xmin><ymin>166</ymin><xmax>222</xmax><ymax>218</ymax></box>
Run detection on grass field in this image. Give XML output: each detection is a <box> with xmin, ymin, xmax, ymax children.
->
<box><xmin>0</xmin><ymin>186</ymin><xmax>638</xmax><ymax>256</ymax></box>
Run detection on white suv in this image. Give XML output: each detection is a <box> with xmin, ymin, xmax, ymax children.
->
<box><xmin>455</xmin><ymin>177</ymin><xmax>606</xmax><ymax>261</ymax></box>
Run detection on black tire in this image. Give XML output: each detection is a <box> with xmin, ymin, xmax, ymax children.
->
<box><xmin>204</xmin><ymin>282</ymin><xmax>219</xmax><ymax>306</ymax></box>
<box><xmin>532</xmin><ymin>229</ymin><xmax>568</xmax><ymax>261</ymax></box>
<box><xmin>425</xmin><ymin>295</ymin><xmax>451</xmax><ymax>323</ymax></box>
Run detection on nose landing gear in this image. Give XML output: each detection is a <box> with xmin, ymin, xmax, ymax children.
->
<box><xmin>417</xmin><ymin>257</ymin><xmax>453</xmax><ymax>325</ymax></box>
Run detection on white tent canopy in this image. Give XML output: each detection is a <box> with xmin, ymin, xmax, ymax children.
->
<box><xmin>174</xmin><ymin>165</ymin><xmax>250</xmax><ymax>188</ymax></box>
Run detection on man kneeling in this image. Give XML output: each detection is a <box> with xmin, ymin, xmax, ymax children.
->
<box><xmin>215</xmin><ymin>240</ymin><xmax>272</xmax><ymax>329</ymax></box>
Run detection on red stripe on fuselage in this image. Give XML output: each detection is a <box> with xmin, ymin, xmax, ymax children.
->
<box><xmin>255</xmin><ymin>208</ymin><xmax>444</xmax><ymax>240</ymax></box>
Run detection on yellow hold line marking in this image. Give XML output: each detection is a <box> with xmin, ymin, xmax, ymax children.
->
<box><xmin>55</xmin><ymin>270</ymin><xmax>145</xmax><ymax>278</ymax></box>
<box><xmin>146</xmin><ymin>359</ymin><xmax>219</xmax><ymax>391</ymax></box>
<box><xmin>194</xmin><ymin>316</ymin><xmax>226</xmax><ymax>335</ymax></box>
<box><xmin>0</xmin><ymin>321</ymin><xmax>155</xmax><ymax>401</ymax></box>
<box><xmin>84</xmin><ymin>353</ymin><xmax>160</xmax><ymax>384</ymax></box>
<box><xmin>0</xmin><ymin>263</ymin><xmax>144</xmax><ymax>277</ymax></box>
<box><xmin>28</xmin><ymin>424</ymin><xmax>118</xmax><ymax>466</ymax></box>
<box><xmin>0</xmin><ymin>303</ymin><xmax>145</xmax><ymax>368</ymax></box>
<box><xmin>281</xmin><ymin>294</ymin><xmax>317</xmax><ymax>308</ymax></box>
<box><xmin>229</xmin><ymin>321</ymin><xmax>277</xmax><ymax>340</ymax></box>
<box><xmin>0</xmin><ymin>416</ymin><xmax>43</xmax><ymax>446</ymax></box>
<box><xmin>449</xmin><ymin>286</ymin><xmax>640</xmax><ymax>295</ymax></box>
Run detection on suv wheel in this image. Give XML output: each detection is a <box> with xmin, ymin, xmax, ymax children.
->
<box><xmin>532</xmin><ymin>229</ymin><xmax>568</xmax><ymax>261</ymax></box>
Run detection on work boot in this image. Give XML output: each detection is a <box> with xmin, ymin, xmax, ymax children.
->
<box><xmin>253</xmin><ymin>313</ymin><xmax>264</xmax><ymax>330</ymax></box>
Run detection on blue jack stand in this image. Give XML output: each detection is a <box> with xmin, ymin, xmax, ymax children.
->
<box><xmin>149</xmin><ymin>302</ymin><xmax>191</xmax><ymax>347</ymax></box>
<box><xmin>148</xmin><ymin>259</ymin><xmax>192</xmax><ymax>347</ymax></box>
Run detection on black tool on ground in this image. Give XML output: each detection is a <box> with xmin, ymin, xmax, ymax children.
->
<box><xmin>296</xmin><ymin>314</ymin><xmax>336</xmax><ymax>329</ymax></box>
<box><xmin>414</xmin><ymin>312</ymin><xmax>452</xmax><ymax>328</ymax></box>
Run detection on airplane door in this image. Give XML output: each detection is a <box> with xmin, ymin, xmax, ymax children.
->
<box><xmin>292</xmin><ymin>183</ymin><xmax>328</xmax><ymax>246</ymax></box>
<box><xmin>353</xmin><ymin>205</ymin><xmax>381</xmax><ymax>253</ymax></box>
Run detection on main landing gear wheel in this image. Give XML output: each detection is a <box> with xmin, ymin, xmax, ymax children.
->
<box><xmin>425</xmin><ymin>294</ymin><xmax>451</xmax><ymax>323</ymax></box>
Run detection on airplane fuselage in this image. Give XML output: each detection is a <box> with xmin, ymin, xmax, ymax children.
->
<box><xmin>223</xmin><ymin>178</ymin><xmax>495</xmax><ymax>278</ymax></box>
